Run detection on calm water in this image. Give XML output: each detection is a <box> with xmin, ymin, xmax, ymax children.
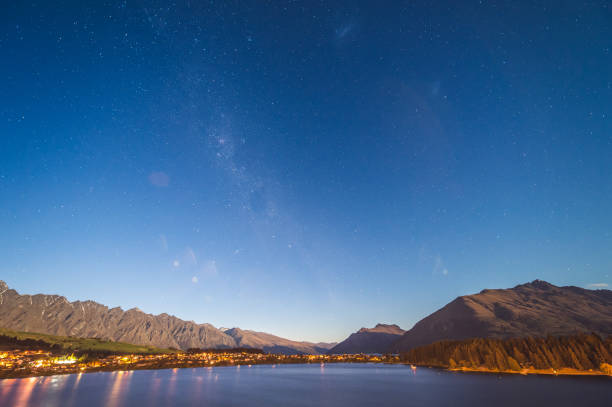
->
<box><xmin>1</xmin><ymin>363</ymin><xmax>611</xmax><ymax>407</ymax></box>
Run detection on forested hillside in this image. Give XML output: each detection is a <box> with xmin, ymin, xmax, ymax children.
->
<box><xmin>400</xmin><ymin>334</ymin><xmax>612</xmax><ymax>375</ymax></box>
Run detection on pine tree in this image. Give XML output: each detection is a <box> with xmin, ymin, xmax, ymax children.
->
<box><xmin>507</xmin><ymin>356</ymin><xmax>521</xmax><ymax>371</ymax></box>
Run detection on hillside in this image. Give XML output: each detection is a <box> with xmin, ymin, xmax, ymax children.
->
<box><xmin>328</xmin><ymin>324</ymin><xmax>405</xmax><ymax>354</ymax></box>
<box><xmin>0</xmin><ymin>328</ymin><xmax>175</xmax><ymax>354</ymax></box>
<box><xmin>391</xmin><ymin>280</ymin><xmax>612</xmax><ymax>352</ymax></box>
<box><xmin>399</xmin><ymin>334</ymin><xmax>612</xmax><ymax>375</ymax></box>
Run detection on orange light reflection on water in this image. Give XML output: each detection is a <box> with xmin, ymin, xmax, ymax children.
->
<box><xmin>105</xmin><ymin>370</ymin><xmax>133</xmax><ymax>407</ymax></box>
<box><xmin>13</xmin><ymin>377</ymin><xmax>37</xmax><ymax>407</ymax></box>
<box><xmin>148</xmin><ymin>375</ymin><xmax>161</xmax><ymax>405</ymax></box>
<box><xmin>39</xmin><ymin>376</ymin><xmax>51</xmax><ymax>393</ymax></box>
<box><xmin>165</xmin><ymin>368</ymin><xmax>178</xmax><ymax>400</ymax></box>
<box><xmin>0</xmin><ymin>378</ymin><xmax>16</xmax><ymax>399</ymax></box>
<box><xmin>62</xmin><ymin>372</ymin><xmax>84</xmax><ymax>407</ymax></box>
<box><xmin>191</xmin><ymin>370</ymin><xmax>204</xmax><ymax>402</ymax></box>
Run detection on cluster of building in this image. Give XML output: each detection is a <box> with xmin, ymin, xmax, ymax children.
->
<box><xmin>0</xmin><ymin>349</ymin><xmax>400</xmax><ymax>379</ymax></box>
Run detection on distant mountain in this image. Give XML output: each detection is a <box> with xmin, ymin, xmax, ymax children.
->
<box><xmin>0</xmin><ymin>281</ymin><xmax>329</xmax><ymax>354</ymax></box>
<box><xmin>328</xmin><ymin>324</ymin><xmax>405</xmax><ymax>354</ymax></box>
<box><xmin>391</xmin><ymin>280</ymin><xmax>612</xmax><ymax>352</ymax></box>
<box><xmin>314</xmin><ymin>341</ymin><xmax>338</xmax><ymax>350</ymax></box>
<box><xmin>223</xmin><ymin>328</ymin><xmax>335</xmax><ymax>355</ymax></box>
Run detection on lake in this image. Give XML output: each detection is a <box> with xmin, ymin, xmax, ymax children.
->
<box><xmin>1</xmin><ymin>363</ymin><xmax>610</xmax><ymax>407</ymax></box>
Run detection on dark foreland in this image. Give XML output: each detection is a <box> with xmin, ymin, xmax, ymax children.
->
<box><xmin>400</xmin><ymin>334</ymin><xmax>612</xmax><ymax>376</ymax></box>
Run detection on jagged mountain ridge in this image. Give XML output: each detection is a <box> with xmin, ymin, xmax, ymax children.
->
<box><xmin>0</xmin><ymin>281</ymin><xmax>327</xmax><ymax>354</ymax></box>
<box><xmin>328</xmin><ymin>323</ymin><xmax>405</xmax><ymax>354</ymax></box>
<box><xmin>390</xmin><ymin>280</ymin><xmax>612</xmax><ymax>352</ymax></box>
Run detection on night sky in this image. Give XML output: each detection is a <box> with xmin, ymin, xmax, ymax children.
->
<box><xmin>1</xmin><ymin>1</ymin><xmax>611</xmax><ymax>342</ymax></box>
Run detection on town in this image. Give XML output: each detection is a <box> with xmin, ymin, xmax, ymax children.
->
<box><xmin>0</xmin><ymin>349</ymin><xmax>401</xmax><ymax>379</ymax></box>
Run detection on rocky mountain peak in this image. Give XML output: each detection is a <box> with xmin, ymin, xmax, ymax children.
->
<box><xmin>224</xmin><ymin>327</ymin><xmax>244</xmax><ymax>336</ymax></box>
<box><xmin>356</xmin><ymin>324</ymin><xmax>404</xmax><ymax>334</ymax></box>
<box><xmin>375</xmin><ymin>323</ymin><xmax>400</xmax><ymax>330</ymax></box>
<box><xmin>520</xmin><ymin>279</ymin><xmax>556</xmax><ymax>290</ymax></box>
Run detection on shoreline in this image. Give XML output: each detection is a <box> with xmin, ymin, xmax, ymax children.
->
<box><xmin>409</xmin><ymin>364</ymin><xmax>612</xmax><ymax>377</ymax></box>
<box><xmin>0</xmin><ymin>350</ymin><xmax>398</xmax><ymax>380</ymax></box>
<box><xmin>3</xmin><ymin>360</ymin><xmax>612</xmax><ymax>380</ymax></box>
<box><xmin>449</xmin><ymin>366</ymin><xmax>611</xmax><ymax>377</ymax></box>
<box><xmin>0</xmin><ymin>360</ymin><xmax>397</xmax><ymax>380</ymax></box>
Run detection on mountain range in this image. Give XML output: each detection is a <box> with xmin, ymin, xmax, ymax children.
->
<box><xmin>0</xmin><ymin>280</ymin><xmax>334</xmax><ymax>354</ymax></box>
<box><xmin>2</xmin><ymin>279</ymin><xmax>611</xmax><ymax>355</ymax></box>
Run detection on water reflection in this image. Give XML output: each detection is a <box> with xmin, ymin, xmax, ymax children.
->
<box><xmin>73</xmin><ymin>373</ymin><xmax>83</xmax><ymax>388</ymax></box>
<box><xmin>1</xmin><ymin>364</ymin><xmax>611</xmax><ymax>407</ymax></box>
<box><xmin>158</xmin><ymin>367</ymin><xmax>179</xmax><ymax>406</ymax></box>
<box><xmin>148</xmin><ymin>375</ymin><xmax>161</xmax><ymax>406</ymax></box>
<box><xmin>51</xmin><ymin>375</ymin><xmax>70</xmax><ymax>407</ymax></box>
<box><xmin>13</xmin><ymin>377</ymin><xmax>37</xmax><ymax>407</ymax></box>
<box><xmin>167</xmin><ymin>368</ymin><xmax>178</xmax><ymax>396</ymax></box>
<box><xmin>0</xmin><ymin>378</ymin><xmax>16</xmax><ymax>400</ymax></box>
<box><xmin>191</xmin><ymin>370</ymin><xmax>204</xmax><ymax>402</ymax></box>
<box><xmin>105</xmin><ymin>371</ymin><xmax>132</xmax><ymax>407</ymax></box>
<box><xmin>63</xmin><ymin>373</ymin><xmax>84</xmax><ymax>407</ymax></box>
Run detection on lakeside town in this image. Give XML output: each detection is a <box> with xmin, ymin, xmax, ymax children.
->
<box><xmin>0</xmin><ymin>349</ymin><xmax>400</xmax><ymax>379</ymax></box>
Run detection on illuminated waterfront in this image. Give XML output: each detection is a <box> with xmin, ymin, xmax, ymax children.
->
<box><xmin>0</xmin><ymin>349</ymin><xmax>397</xmax><ymax>379</ymax></box>
<box><xmin>1</xmin><ymin>363</ymin><xmax>611</xmax><ymax>407</ymax></box>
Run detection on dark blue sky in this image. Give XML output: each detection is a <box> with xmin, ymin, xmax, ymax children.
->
<box><xmin>1</xmin><ymin>1</ymin><xmax>611</xmax><ymax>342</ymax></box>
